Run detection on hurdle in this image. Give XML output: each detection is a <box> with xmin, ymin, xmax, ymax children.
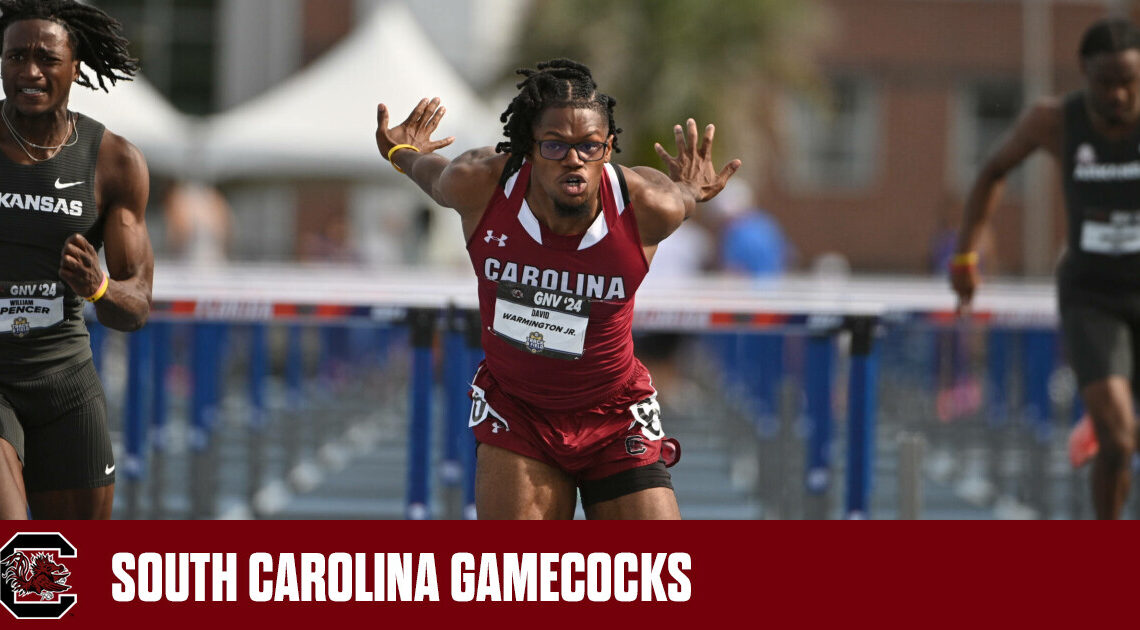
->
<box><xmin>98</xmin><ymin>263</ymin><xmax>1064</xmax><ymax>519</ymax></box>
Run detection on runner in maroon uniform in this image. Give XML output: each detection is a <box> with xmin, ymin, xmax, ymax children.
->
<box><xmin>376</xmin><ymin>59</ymin><xmax>740</xmax><ymax>519</ymax></box>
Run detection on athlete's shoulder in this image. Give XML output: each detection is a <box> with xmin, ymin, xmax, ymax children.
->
<box><xmin>621</xmin><ymin>164</ymin><xmax>686</xmax><ymax>244</ymax></box>
<box><xmin>95</xmin><ymin>127</ymin><xmax>149</xmax><ymax>211</ymax></box>
<box><xmin>1021</xmin><ymin>95</ymin><xmax>1065</xmax><ymax>130</ymax></box>
<box><xmin>1007</xmin><ymin>95</ymin><xmax>1063</xmax><ymax>153</ymax></box>
<box><xmin>439</xmin><ymin>148</ymin><xmax>509</xmax><ymax>215</ymax></box>
<box><xmin>1028</xmin><ymin>94</ymin><xmax>1065</xmax><ymax>120</ymax></box>
<box><xmin>448</xmin><ymin>147</ymin><xmax>509</xmax><ymax>175</ymax></box>
<box><xmin>95</xmin><ymin>126</ymin><xmax>147</xmax><ymax>174</ymax></box>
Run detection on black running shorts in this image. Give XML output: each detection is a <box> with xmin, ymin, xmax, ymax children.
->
<box><xmin>0</xmin><ymin>359</ymin><xmax>116</xmax><ymax>492</ymax></box>
<box><xmin>1058</xmin><ymin>284</ymin><xmax>1140</xmax><ymax>393</ymax></box>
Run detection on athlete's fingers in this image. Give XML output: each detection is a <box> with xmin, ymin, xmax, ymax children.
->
<box><xmin>428</xmin><ymin>136</ymin><xmax>456</xmax><ymax>153</ymax></box>
<box><xmin>59</xmin><ymin>251</ymin><xmax>91</xmax><ymax>272</ymax></box>
<box><xmin>377</xmin><ymin>103</ymin><xmax>390</xmax><ymax>131</ymax></box>
<box><xmin>426</xmin><ymin>105</ymin><xmax>446</xmax><ymax>131</ymax></box>
<box><xmin>716</xmin><ymin>159</ymin><xmax>742</xmax><ymax>183</ymax></box>
<box><xmin>672</xmin><ymin>124</ymin><xmax>686</xmax><ymax>154</ymax></box>
<box><xmin>685</xmin><ymin>119</ymin><xmax>699</xmax><ymax>157</ymax></box>
<box><xmin>699</xmin><ymin>123</ymin><xmax>716</xmax><ymax>158</ymax></box>
<box><xmin>60</xmin><ymin>236</ymin><xmax>93</xmax><ymax>267</ymax></box>
<box><xmin>405</xmin><ymin>98</ymin><xmax>430</xmax><ymax>127</ymax></box>
<box><xmin>955</xmin><ymin>296</ymin><xmax>973</xmax><ymax>317</ymax></box>
<box><xmin>654</xmin><ymin>141</ymin><xmax>674</xmax><ymax>164</ymax></box>
<box><xmin>419</xmin><ymin>97</ymin><xmax>443</xmax><ymax>128</ymax></box>
<box><xmin>64</xmin><ymin>233</ymin><xmax>90</xmax><ymax>248</ymax></box>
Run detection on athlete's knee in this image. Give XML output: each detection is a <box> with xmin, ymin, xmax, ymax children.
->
<box><xmin>1094</xmin><ymin>414</ymin><xmax>1136</xmax><ymax>467</ymax></box>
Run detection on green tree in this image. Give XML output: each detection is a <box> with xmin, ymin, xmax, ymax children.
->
<box><xmin>505</xmin><ymin>0</ymin><xmax>829</xmax><ymax>182</ymax></box>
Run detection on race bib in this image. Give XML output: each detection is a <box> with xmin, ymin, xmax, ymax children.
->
<box><xmin>492</xmin><ymin>281</ymin><xmax>591</xmax><ymax>360</ymax></box>
<box><xmin>1080</xmin><ymin>209</ymin><xmax>1140</xmax><ymax>255</ymax></box>
<box><xmin>0</xmin><ymin>281</ymin><xmax>66</xmax><ymax>337</ymax></box>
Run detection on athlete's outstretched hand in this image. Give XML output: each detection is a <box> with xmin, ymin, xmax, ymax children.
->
<box><xmin>376</xmin><ymin>97</ymin><xmax>456</xmax><ymax>163</ymax></box>
<box><xmin>653</xmin><ymin>118</ymin><xmax>741</xmax><ymax>203</ymax></box>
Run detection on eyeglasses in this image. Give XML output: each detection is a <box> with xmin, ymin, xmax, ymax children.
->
<box><xmin>535</xmin><ymin>139</ymin><xmax>608</xmax><ymax>162</ymax></box>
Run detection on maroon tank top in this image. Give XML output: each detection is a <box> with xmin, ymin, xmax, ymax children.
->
<box><xmin>466</xmin><ymin>161</ymin><xmax>649</xmax><ymax>409</ymax></box>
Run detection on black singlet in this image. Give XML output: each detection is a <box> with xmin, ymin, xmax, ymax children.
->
<box><xmin>0</xmin><ymin>107</ymin><xmax>105</xmax><ymax>377</ymax></box>
<box><xmin>1058</xmin><ymin>91</ymin><xmax>1140</xmax><ymax>293</ymax></box>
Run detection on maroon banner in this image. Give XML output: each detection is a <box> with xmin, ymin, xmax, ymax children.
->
<box><xmin>0</xmin><ymin>521</ymin><xmax>1133</xmax><ymax>628</ymax></box>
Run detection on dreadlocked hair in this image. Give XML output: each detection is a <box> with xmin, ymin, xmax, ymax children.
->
<box><xmin>0</xmin><ymin>0</ymin><xmax>138</xmax><ymax>92</ymax></box>
<box><xmin>496</xmin><ymin>58</ymin><xmax>621</xmax><ymax>179</ymax></box>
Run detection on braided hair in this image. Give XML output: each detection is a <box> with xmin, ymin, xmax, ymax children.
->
<box><xmin>496</xmin><ymin>58</ymin><xmax>621</xmax><ymax>178</ymax></box>
<box><xmin>0</xmin><ymin>0</ymin><xmax>138</xmax><ymax>92</ymax></box>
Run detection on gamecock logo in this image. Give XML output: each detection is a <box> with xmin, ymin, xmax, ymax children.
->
<box><xmin>1</xmin><ymin>533</ymin><xmax>77</xmax><ymax>619</ymax></box>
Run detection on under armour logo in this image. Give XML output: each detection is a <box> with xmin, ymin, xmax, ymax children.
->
<box><xmin>484</xmin><ymin>230</ymin><xmax>508</xmax><ymax>247</ymax></box>
<box><xmin>492</xmin><ymin>421</ymin><xmax>502</xmax><ymax>433</ymax></box>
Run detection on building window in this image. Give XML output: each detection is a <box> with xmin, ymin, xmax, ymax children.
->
<box><xmin>94</xmin><ymin>0</ymin><xmax>219</xmax><ymax>115</ymax></box>
<box><xmin>785</xmin><ymin>76</ymin><xmax>880</xmax><ymax>191</ymax></box>
<box><xmin>953</xmin><ymin>81</ymin><xmax>1023</xmax><ymax>193</ymax></box>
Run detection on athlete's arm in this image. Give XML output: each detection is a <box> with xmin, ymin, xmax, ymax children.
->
<box><xmin>629</xmin><ymin>118</ymin><xmax>741</xmax><ymax>248</ymax></box>
<box><xmin>60</xmin><ymin>130</ymin><xmax>153</xmax><ymax>331</ymax></box>
<box><xmin>376</xmin><ymin>99</ymin><xmax>503</xmax><ymax>239</ymax></box>
<box><xmin>952</xmin><ymin>97</ymin><xmax>1062</xmax><ymax>307</ymax></box>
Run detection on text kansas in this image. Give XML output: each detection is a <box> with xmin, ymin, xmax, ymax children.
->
<box><xmin>0</xmin><ymin>192</ymin><xmax>83</xmax><ymax>216</ymax></box>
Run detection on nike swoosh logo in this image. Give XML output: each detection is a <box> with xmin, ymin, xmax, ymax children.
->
<box><xmin>105</xmin><ymin>464</ymin><xmax>116</xmax><ymax>475</ymax></box>
<box><xmin>54</xmin><ymin>178</ymin><xmax>85</xmax><ymax>190</ymax></box>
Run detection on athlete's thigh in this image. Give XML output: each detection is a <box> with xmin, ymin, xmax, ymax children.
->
<box><xmin>18</xmin><ymin>361</ymin><xmax>116</xmax><ymax>494</ymax></box>
<box><xmin>0</xmin><ymin>437</ymin><xmax>29</xmax><ymax>520</ymax></box>
<box><xmin>1060</xmin><ymin>300</ymin><xmax>1131</xmax><ymax>387</ymax></box>
<box><xmin>28</xmin><ymin>485</ymin><xmax>114</xmax><ymax>520</ymax></box>
<box><xmin>475</xmin><ymin>443</ymin><xmax>577</xmax><ymax>520</ymax></box>
<box><xmin>584</xmin><ymin>486</ymin><xmax>680</xmax><ymax>520</ymax></box>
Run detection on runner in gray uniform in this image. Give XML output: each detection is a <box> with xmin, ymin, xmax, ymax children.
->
<box><xmin>952</xmin><ymin>17</ymin><xmax>1140</xmax><ymax>519</ymax></box>
<box><xmin>0</xmin><ymin>0</ymin><xmax>153</xmax><ymax>519</ymax></box>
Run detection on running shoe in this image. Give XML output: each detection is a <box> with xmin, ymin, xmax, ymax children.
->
<box><xmin>1067</xmin><ymin>413</ymin><xmax>1098</xmax><ymax>468</ymax></box>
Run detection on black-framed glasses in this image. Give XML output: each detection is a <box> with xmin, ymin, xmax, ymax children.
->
<box><xmin>535</xmin><ymin>139</ymin><xmax>608</xmax><ymax>162</ymax></box>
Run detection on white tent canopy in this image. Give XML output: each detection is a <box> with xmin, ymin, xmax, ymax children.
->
<box><xmin>67</xmin><ymin>75</ymin><xmax>196</xmax><ymax>177</ymax></box>
<box><xmin>198</xmin><ymin>1</ymin><xmax>501</xmax><ymax>182</ymax></box>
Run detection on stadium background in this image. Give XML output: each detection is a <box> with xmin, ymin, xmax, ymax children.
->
<box><xmin>65</xmin><ymin>0</ymin><xmax>1140</xmax><ymax>519</ymax></box>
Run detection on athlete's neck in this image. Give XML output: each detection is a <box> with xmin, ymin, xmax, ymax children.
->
<box><xmin>526</xmin><ymin>191</ymin><xmax>601</xmax><ymax>236</ymax></box>
<box><xmin>1</xmin><ymin>101</ymin><xmax>73</xmax><ymax>146</ymax></box>
<box><xmin>1084</xmin><ymin>96</ymin><xmax>1140</xmax><ymax>141</ymax></box>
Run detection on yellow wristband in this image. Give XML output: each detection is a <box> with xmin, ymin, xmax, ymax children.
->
<box><xmin>85</xmin><ymin>273</ymin><xmax>109</xmax><ymax>302</ymax></box>
<box><xmin>950</xmin><ymin>251</ymin><xmax>978</xmax><ymax>267</ymax></box>
<box><xmin>386</xmin><ymin>144</ymin><xmax>420</xmax><ymax>173</ymax></box>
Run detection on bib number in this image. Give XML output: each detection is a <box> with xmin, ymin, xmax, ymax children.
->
<box><xmin>0</xmin><ymin>281</ymin><xmax>66</xmax><ymax>337</ymax></box>
<box><xmin>492</xmin><ymin>281</ymin><xmax>590</xmax><ymax>360</ymax></box>
<box><xmin>1080</xmin><ymin>209</ymin><xmax>1140</xmax><ymax>255</ymax></box>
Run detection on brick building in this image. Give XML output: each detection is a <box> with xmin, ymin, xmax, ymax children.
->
<box><xmin>763</xmin><ymin>0</ymin><xmax>1132</xmax><ymax>275</ymax></box>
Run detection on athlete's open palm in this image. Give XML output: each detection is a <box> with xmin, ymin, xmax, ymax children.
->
<box><xmin>376</xmin><ymin>97</ymin><xmax>456</xmax><ymax>161</ymax></box>
<box><xmin>654</xmin><ymin>118</ymin><xmax>741</xmax><ymax>203</ymax></box>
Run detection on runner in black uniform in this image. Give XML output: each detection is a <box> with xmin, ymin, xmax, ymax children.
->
<box><xmin>0</xmin><ymin>0</ymin><xmax>152</xmax><ymax>519</ymax></box>
<box><xmin>952</xmin><ymin>17</ymin><xmax>1140</xmax><ymax>519</ymax></box>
